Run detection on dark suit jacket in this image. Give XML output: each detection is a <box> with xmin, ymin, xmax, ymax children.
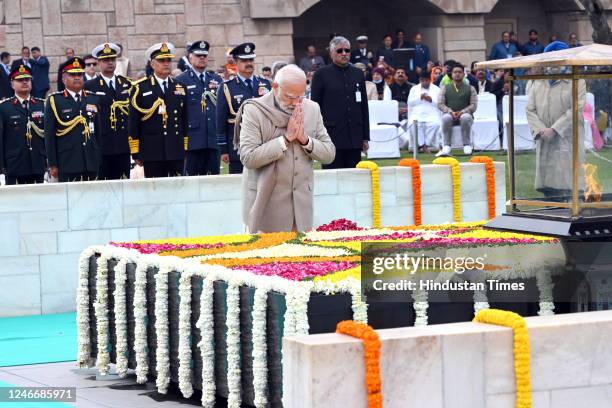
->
<box><xmin>310</xmin><ymin>63</ymin><xmax>369</xmax><ymax>150</ymax></box>
<box><xmin>215</xmin><ymin>75</ymin><xmax>272</xmax><ymax>160</ymax></box>
<box><xmin>84</xmin><ymin>75</ymin><xmax>132</xmax><ymax>156</ymax></box>
<box><xmin>128</xmin><ymin>75</ymin><xmax>188</xmax><ymax>162</ymax></box>
<box><xmin>0</xmin><ymin>67</ymin><xmax>12</xmax><ymax>99</ymax></box>
<box><xmin>0</xmin><ymin>96</ymin><xmax>46</xmax><ymax>176</ymax></box>
<box><xmin>176</xmin><ymin>69</ymin><xmax>223</xmax><ymax>151</ymax></box>
<box><xmin>44</xmin><ymin>90</ymin><xmax>102</xmax><ymax>173</ymax></box>
<box><xmin>31</xmin><ymin>56</ymin><xmax>50</xmax><ymax>95</ymax></box>
<box><xmin>11</xmin><ymin>59</ymin><xmax>34</xmax><ymax>71</ymax></box>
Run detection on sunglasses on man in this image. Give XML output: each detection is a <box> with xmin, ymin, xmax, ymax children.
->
<box><xmin>335</xmin><ymin>48</ymin><xmax>351</xmax><ymax>54</ymax></box>
<box><xmin>85</xmin><ymin>62</ymin><xmax>97</xmax><ymax>67</ymax></box>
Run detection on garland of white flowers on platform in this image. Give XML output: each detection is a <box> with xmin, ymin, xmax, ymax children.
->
<box><xmin>536</xmin><ymin>269</ymin><xmax>555</xmax><ymax>316</ymax></box>
<box><xmin>77</xmin><ymin>246</ymin><xmax>104</xmax><ymax>368</ymax></box>
<box><xmin>252</xmin><ymin>285</ymin><xmax>269</xmax><ymax>408</ymax></box>
<box><xmin>226</xmin><ymin>281</ymin><xmax>242</xmax><ymax>408</ymax></box>
<box><xmin>95</xmin><ymin>252</ymin><xmax>113</xmax><ymax>375</ymax></box>
<box><xmin>412</xmin><ymin>287</ymin><xmax>429</xmax><ymax>327</ymax></box>
<box><xmin>196</xmin><ymin>273</ymin><xmax>217</xmax><ymax>408</ymax></box>
<box><xmin>114</xmin><ymin>255</ymin><xmax>131</xmax><ymax>378</ymax></box>
<box><xmin>134</xmin><ymin>260</ymin><xmax>151</xmax><ymax>384</ymax></box>
<box><xmin>178</xmin><ymin>272</ymin><xmax>194</xmax><ymax>398</ymax></box>
<box><xmin>155</xmin><ymin>262</ymin><xmax>178</xmax><ymax>394</ymax></box>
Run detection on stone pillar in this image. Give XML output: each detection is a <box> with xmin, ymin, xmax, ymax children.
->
<box><xmin>438</xmin><ymin>14</ymin><xmax>487</xmax><ymax>64</ymax></box>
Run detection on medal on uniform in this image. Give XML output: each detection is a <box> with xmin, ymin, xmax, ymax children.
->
<box><xmin>258</xmin><ymin>86</ymin><xmax>267</xmax><ymax>96</ymax></box>
<box><xmin>89</xmin><ymin>120</ymin><xmax>95</xmax><ymax>134</ymax></box>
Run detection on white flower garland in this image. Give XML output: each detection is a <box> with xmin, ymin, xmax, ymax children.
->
<box><xmin>536</xmin><ymin>268</ymin><xmax>556</xmax><ymax>316</ymax></box>
<box><xmin>155</xmin><ymin>263</ymin><xmax>173</xmax><ymax>394</ymax></box>
<box><xmin>252</xmin><ymin>286</ymin><xmax>269</xmax><ymax>408</ymax></box>
<box><xmin>114</xmin><ymin>255</ymin><xmax>130</xmax><ymax>378</ymax></box>
<box><xmin>226</xmin><ymin>281</ymin><xmax>242</xmax><ymax>408</ymax></box>
<box><xmin>178</xmin><ymin>272</ymin><xmax>194</xmax><ymax>398</ymax></box>
<box><xmin>134</xmin><ymin>260</ymin><xmax>151</xmax><ymax>384</ymax></box>
<box><xmin>312</xmin><ymin>278</ymin><xmax>368</xmax><ymax>324</ymax></box>
<box><xmin>412</xmin><ymin>288</ymin><xmax>429</xmax><ymax>327</ymax></box>
<box><xmin>94</xmin><ymin>252</ymin><xmax>112</xmax><ymax>375</ymax></box>
<box><xmin>77</xmin><ymin>246</ymin><xmax>103</xmax><ymax>368</ymax></box>
<box><xmin>196</xmin><ymin>274</ymin><xmax>216</xmax><ymax>408</ymax></box>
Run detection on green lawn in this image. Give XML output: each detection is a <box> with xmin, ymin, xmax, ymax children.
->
<box><xmin>221</xmin><ymin>146</ymin><xmax>612</xmax><ymax>200</ymax></box>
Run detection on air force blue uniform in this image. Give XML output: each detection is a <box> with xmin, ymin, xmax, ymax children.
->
<box><xmin>215</xmin><ymin>74</ymin><xmax>271</xmax><ymax>173</ymax></box>
<box><xmin>176</xmin><ymin>68</ymin><xmax>223</xmax><ymax>175</ymax></box>
<box><xmin>214</xmin><ymin>42</ymin><xmax>271</xmax><ymax>174</ymax></box>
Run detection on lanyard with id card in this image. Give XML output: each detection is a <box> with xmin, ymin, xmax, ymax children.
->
<box><xmin>355</xmin><ymin>83</ymin><xmax>362</xmax><ymax>103</ymax></box>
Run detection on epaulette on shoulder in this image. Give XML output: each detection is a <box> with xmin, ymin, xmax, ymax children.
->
<box><xmin>34</xmin><ymin>97</ymin><xmax>45</xmax><ymax>102</ymax></box>
<box><xmin>0</xmin><ymin>97</ymin><xmax>11</xmax><ymax>104</ymax></box>
<box><xmin>132</xmin><ymin>76</ymin><xmax>147</xmax><ymax>85</ymax></box>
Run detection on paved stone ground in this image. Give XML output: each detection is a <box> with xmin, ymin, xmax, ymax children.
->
<box><xmin>0</xmin><ymin>362</ymin><xmax>235</xmax><ymax>407</ymax></box>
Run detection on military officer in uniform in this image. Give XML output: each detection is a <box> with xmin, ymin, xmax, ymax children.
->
<box><xmin>45</xmin><ymin>58</ymin><xmax>102</xmax><ymax>182</ymax></box>
<box><xmin>128</xmin><ymin>42</ymin><xmax>188</xmax><ymax>178</ymax></box>
<box><xmin>85</xmin><ymin>42</ymin><xmax>132</xmax><ymax>180</ymax></box>
<box><xmin>0</xmin><ymin>65</ymin><xmax>46</xmax><ymax>184</ymax></box>
<box><xmin>176</xmin><ymin>40</ymin><xmax>223</xmax><ymax>175</ymax></box>
<box><xmin>216</xmin><ymin>42</ymin><xmax>271</xmax><ymax>174</ymax></box>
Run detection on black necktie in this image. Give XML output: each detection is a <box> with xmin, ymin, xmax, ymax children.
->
<box><xmin>109</xmin><ymin>79</ymin><xmax>114</xmax><ymax>91</ymax></box>
<box><xmin>199</xmin><ymin>73</ymin><xmax>205</xmax><ymax>85</ymax></box>
<box><xmin>162</xmin><ymin>80</ymin><xmax>168</xmax><ymax>94</ymax></box>
<box><xmin>75</xmin><ymin>93</ymin><xmax>80</xmax><ymax>103</ymax></box>
<box><xmin>22</xmin><ymin>100</ymin><xmax>28</xmax><ymax>113</ymax></box>
<box><xmin>245</xmin><ymin>78</ymin><xmax>253</xmax><ymax>94</ymax></box>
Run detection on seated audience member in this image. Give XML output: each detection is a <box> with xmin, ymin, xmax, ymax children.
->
<box><xmin>437</xmin><ymin>63</ymin><xmax>478</xmax><ymax>156</ymax></box>
<box><xmin>389</xmin><ymin>67</ymin><xmax>412</xmax><ymax>120</ymax></box>
<box><xmin>431</xmin><ymin>66</ymin><xmax>443</xmax><ymax>83</ymax></box>
<box><xmin>408</xmin><ymin>70</ymin><xmax>442</xmax><ymax>151</ymax></box>
<box><xmin>370</xmin><ymin>67</ymin><xmax>391</xmax><ymax>101</ymax></box>
<box><xmin>474</xmin><ymin>69</ymin><xmax>493</xmax><ymax>94</ymax></box>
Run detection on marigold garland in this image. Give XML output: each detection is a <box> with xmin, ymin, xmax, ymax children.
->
<box><xmin>432</xmin><ymin>157</ymin><xmax>462</xmax><ymax>222</ymax></box>
<box><xmin>336</xmin><ymin>321</ymin><xmax>383</xmax><ymax>408</ymax></box>
<box><xmin>398</xmin><ymin>158</ymin><xmax>422</xmax><ymax>226</ymax></box>
<box><xmin>474</xmin><ymin>309</ymin><xmax>532</xmax><ymax>408</ymax></box>
<box><xmin>357</xmin><ymin>161</ymin><xmax>381</xmax><ymax>228</ymax></box>
<box><xmin>469</xmin><ymin>156</ymin><xmax>496</xmax><ymax>219</ymax></box>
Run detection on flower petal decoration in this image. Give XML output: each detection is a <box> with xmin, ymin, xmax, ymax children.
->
<box><xmin>432</xmin><ymin>157</ymin><xmax>462</xmax><ymax>222</ymax></box>
<box><xmin>399</xmin><ymin>158</ymin><xmax>422</xmax><ymax>226</ymax></box>
<box><xmin>356</xmin><ymin>161</ymin><xmax>381</xmax><ymax>228</ymax></box>
<box><xmin>469</xmin><ymin>156</ymin><xmax>497</xmax><ymax>220</ymax></box>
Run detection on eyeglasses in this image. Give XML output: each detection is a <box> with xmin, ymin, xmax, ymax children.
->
<box><xmin>85</xmin><ymin>62</ymin><xmax>97</xmax><ymax>67</ymax></box>
<box><xmin>335</xmin><ymin>48</ymin><xmax>351</xmax><ymax>54</ymax></box>
<box><xmin>67</xmin><ymin>73</ymin><xmax>83</xmax><ymax>77</ymax></box>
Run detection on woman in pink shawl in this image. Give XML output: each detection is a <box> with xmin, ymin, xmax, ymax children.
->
<box><xmin>583</xmin><ymin>101</ymin><xmax>604</xmax><ymax>151</ymax></box>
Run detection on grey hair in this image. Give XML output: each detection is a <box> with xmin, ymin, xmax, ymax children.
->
<box><xmin>274</xmin><ymin>64</ymin><xmax>306</xmax><ymax>86</ymax></box>
<box><xmin>271</xmin><ymin>60</ymin><xmax>288</xmax><ymax>79</ymax></box>
<box><xmin>329</xmin><ymin>36</ymin><xmax>350</xmax><ymax>51</ymax></box>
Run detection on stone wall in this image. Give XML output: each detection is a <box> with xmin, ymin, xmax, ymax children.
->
<box><xmin>0</xmin><ymin>163</ymin><xmax>505</xmax><ymax>317</ymax></box>
<box><xmin>0</xmin><ymin>0</ymin><xmax>294</xmax><ymax>84</ymax></box>
<box><xmin>283</xmin><ymin>310</ymin><xmax>612</xmax><ymax>407</ymax></box>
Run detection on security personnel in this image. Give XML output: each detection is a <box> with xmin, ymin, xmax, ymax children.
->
<box><xmin>176</xmin><ymin>40</ymin><xmax>223</xmax><ymax>175</ymax></box>
<box><xmin>128</xmin><ymin>42</ymin><xmax>188</xmax><ymax>178</ymax></box>
<box><xmin>0</xmin><ymin>65</ymin><xmax>46</xmax><ymax>184</ymax></box>
<box><xmin>216</xmin><ymin>42</ymin><xmax>271</xmax><ymax>174</ymax></box>
<box><xmin>45</xmin><ymin>58</ymin><xmax>102</xmax><ymax>182</ymax></box>
<box><xmin>85</xmin><ymin>42</ymin><xmax>132</xmax><ymax>179</ymax></box>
